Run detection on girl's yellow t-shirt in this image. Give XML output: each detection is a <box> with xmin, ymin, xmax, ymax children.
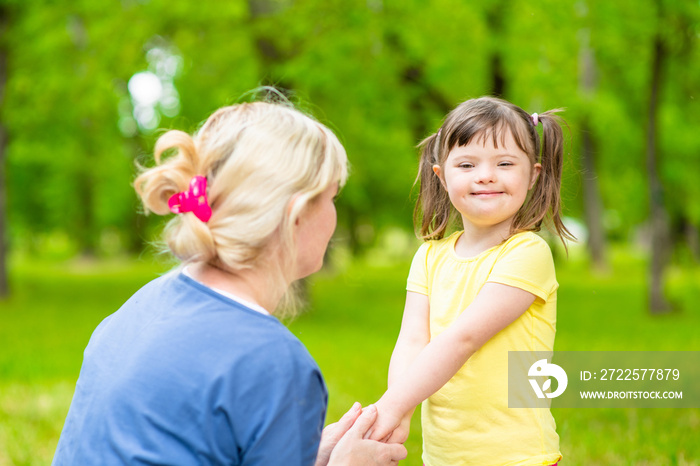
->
<box><xmin>407</xmin><ymin>231</ymin><xmax>563</xmax><ymax>466</ymax></box>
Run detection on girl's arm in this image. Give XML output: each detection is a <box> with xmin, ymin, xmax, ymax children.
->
<box><xmin>369</xmin><ymin>282</ymin><xmax>537</xmax><ymax>441</ymax></box>
<box><xmin>388</xmin><ymin>292</ymin><xmax>430</xmax><ymax>385</ymax></box>
<box><xmin>382</xmin><ymin>291</ymin><xmax>430</xmax><ymax>443</ymax></box>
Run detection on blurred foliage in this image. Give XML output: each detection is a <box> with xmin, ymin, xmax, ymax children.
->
<box><xmin>1</xmin><ymin>0</ymin><xmax>699</xmax><ymax>259</ymax></box>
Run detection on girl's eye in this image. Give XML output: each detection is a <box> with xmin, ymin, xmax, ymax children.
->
<box><xmin>459</xmin><ymin>163</ymin><xmax>474</xmax><ymax>169</ymax></box>
<box><xmin>498</xmin><ymin>162</ymin><xmax>513</xmax><ymax>167</ymax></box>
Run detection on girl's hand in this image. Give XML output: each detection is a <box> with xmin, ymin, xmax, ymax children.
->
<box><xmin>365</xmin><ymin>400</ymin><xmax>404</xmax><ymax>442</ymax></box>
<box><xmin>385</xmin><ymin>413</ymin><xmax>412</xmax><ymax>444</ymax></box>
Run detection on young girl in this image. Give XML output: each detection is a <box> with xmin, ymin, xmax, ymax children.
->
<box><xmin>369</xmin><ymin>96</ymin><xmax>573</xmax><ymax>465</ymax></box>
<box><xmin>52</xmin><ymin>101</ymin><xmax>406</xmax><ymax>466</ymax></box>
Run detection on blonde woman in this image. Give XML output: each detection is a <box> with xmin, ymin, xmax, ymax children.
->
<box><xmin>52</xmin><ymin>102</ymin><xmax>406</xmax><ymax>466</ymax></box>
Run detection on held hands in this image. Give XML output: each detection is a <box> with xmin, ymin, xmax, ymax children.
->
<box><xmin>364</xmin><ymin>398</ymin><xmax>412</xmax><ymax>444</ymax></box>
<box><xmin>317</xmin><ymin>403</ymin><xmax>407</xmax><ymax>466</ymax></box>
<box><xmin>382</xmin><ymin>413</ymin><xmax>412</xmax><ymax>445</ymax></box>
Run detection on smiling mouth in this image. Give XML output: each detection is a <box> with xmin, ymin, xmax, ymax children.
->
<box><xmin>471</xmin><ymin>191</ymin><xmax>504</xmax><ymax>196</ymax></box>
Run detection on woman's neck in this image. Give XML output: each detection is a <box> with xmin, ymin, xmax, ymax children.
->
<box><xmin>188</xmin><ymin>261</ymin><xmax>284</xmax><ymax>313</ymax></box>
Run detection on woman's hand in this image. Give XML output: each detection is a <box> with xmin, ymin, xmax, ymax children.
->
<box><xmin>315</xmin><ymin>402</ymin><xmax>363</xmax><ymax>466</ymax></box>
<box><xmin>322</xmin><ymin>404</ymin><xmax>407</xmax><ymax>466</ymax></box>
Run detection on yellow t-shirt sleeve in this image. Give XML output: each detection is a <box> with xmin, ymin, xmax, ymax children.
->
<box><xmin>406</xmin><ymin>242</ymin><xmax>430</xmax><ymax>295</ymax></box>
<box><xmin>486</xmin><ymin>233</ymin><xmax>558</xmax><ymax>303</ymax></box>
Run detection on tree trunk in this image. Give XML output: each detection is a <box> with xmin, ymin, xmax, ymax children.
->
<box><xmin>684</xmin><ymin>220</ymin><xmax>699</xmax><ymax>262</ymax></box>
<box><xmin>490</xmin><ymin>53</ymin><xmax>506</xmax><ymax>97</ymax></box>
<box><xmin>0</xmin><ymin>6</ymin><xmax>9</xmax><ymax>298</ymax></box>
<box><xmin>247</xmin><ymin>0</ymin><xmax>294</xmax><ymax>91</ymax></box>
<box><xmin>0</xmin><ymin>125</ymin><xmax>7</xmax><ymax>298</ymax></box>
<box><xmin>70</xmin><ymin>16</ymin><xmax>97</xmax><ymax>257</ymax></box>
<box><xmin>401</xmin><ymin>63</ymin><xmax>452</xmax><ymax>141</ymax></box>
<box><xmin>580</xmin><ymin>121</ymin><xmax>607</xmax><ymax>270</ymax></box>
<box><xmin>126</xmin><ymin>138</ymin><xmax>151</xmax><ymax>254</ymax></box>
<box><xmin>646</xmin><ymin>34</ymin><xmax>672</xmax><ymax>314</ymax></box>
<box><xmin>577</xmin><ymin>31</ymin><xmax>607</xmax><ymax>270</ymax></box>
<box><xmin>76</xmin><ymin>165</ymin><xmax>97</xmax><ymax>256</ymax></box>
<box><xmin>486</xmin><ymin>1</ymin><xmax>506</xmax><ymax>97</ymax></box>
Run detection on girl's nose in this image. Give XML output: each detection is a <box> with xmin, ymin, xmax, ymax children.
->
<box><xmin>475</xmin><ymin>165</ymin><xmax>496</xmax><ymax>183</ymax></box>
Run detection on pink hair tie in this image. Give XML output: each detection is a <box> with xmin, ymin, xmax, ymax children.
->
<box><xmin>168</xmin><ymin>175</ymin><xmax>212</xmax><ymax>223</ymax></box>
<box><xmin>530</xmin><ymin>113</ymin><xmax>539</xmax><ymax>126</ymax></box>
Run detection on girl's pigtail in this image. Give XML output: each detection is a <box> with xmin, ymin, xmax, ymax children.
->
<box><xmin>414</xmin><ymin>133</ymin><xmax>452</xmax><ymax>240</ymax></box>
<box><xmin>518</xmin><ymin>111</ymin><xmax>575</xmax><ymax>246</ymax></box>
<box><xmin>540</xmin><ymin>112</ymin><xmax>575</xmax><ymax>244</ymax></box>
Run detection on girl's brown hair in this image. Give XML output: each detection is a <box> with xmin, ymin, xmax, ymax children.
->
<box><xmin>415</xmin><ymin>96</ymin><xmax>574</xmax><ymax>245</ymax></box>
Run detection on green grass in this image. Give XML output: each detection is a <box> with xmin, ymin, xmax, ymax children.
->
<box><xmin>0</xmin><ymin>256</ymin><xmax>175</xmax><ymax>466</ymax></box>
<box><xmin>1</xmin><ymin>250</ymin><xmax>699</xmax><ymax>465</ymax></box>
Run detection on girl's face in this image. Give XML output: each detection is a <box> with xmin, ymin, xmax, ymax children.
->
<box><xmin>293</xmin><ymin>183</ymin><xmax>339</xmax><ymax>280</ymax></box>
<box><xmin>434</xmin><ymin>130</ymin><xmax>541</xmax><ymax>233</ymax></box>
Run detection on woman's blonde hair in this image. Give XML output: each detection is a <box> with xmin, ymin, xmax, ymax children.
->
<box><xmin>134</xmin><ymin>102</ymin><xmax>348</xmax><ymax>314</ymax></box>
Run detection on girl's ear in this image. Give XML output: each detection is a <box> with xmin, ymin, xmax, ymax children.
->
<box><xmin>530</xmin><ymin>163</ymin><xmax>542</xmax><ymax>189</ymax></box>
<box><xmin>433</xmin><ymin>165</ymin><xmax>447</xmax><ymax>189</ymax></box>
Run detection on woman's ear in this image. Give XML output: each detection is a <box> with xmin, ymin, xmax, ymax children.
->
<box><xmin>433</xmin><ymin>165</ymin><xmax>447</xmax><ymax>189</ymax></box>
<box><xmin>530</xmin><ymin>163</ymin><xmax>542</xmax><ymax>189</ymax></box>
<box><xmin>287</xmin><ymin>194</ymin><xmax>303</xmax><ymax>226</ymax></box>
